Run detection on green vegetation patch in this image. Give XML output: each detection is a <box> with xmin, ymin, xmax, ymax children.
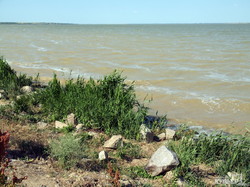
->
<box><xmin>49</xmin><ymin>134</ymin><xmax>86</xmax><ymax>169</ymax></box>
<box><xmin>0</xmin><ymin>57</ymin><xmax>32</xmax><ymax>98</ymax></box>
<box><xmin>168</xmin><ymin>133</ymin><xmax>250</xmax><ymax>185</ymax></box>
<box><xmin>34</xmin><ymin>71</ymin><xmax>148</xmax><ymax>139</ymax></box>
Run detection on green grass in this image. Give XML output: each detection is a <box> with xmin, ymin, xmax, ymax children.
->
<box><xmin>167</xmin><ymin>133</ymin><xmax>250</xmax><ymax>186</ymax></box>
<box><xmin>115</xmin><ymin>142</ymin><xmax>143</xmax><ymax>161</ymax></box>
<box><xmin>122</xmin><ymin>166</ymin><xmax>161</xmax><ymax>180</ymax></box>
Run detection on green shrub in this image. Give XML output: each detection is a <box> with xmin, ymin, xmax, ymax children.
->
<box><xmin>36</xmin><ymin>71</ymin><xmax>148</xmax><ymax>139</ymax></box>
<box><xmin>49</xmin><ymin>134</ymin><xmax>86</xmax><ymax>169</ymax></box>
<box><xmin>0</xmin><ymin>57</ymin><xmax>32</xmax><ymax>98</ymax></box>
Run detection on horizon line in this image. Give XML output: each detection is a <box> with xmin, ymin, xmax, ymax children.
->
<box><xmin>1</xmin><ymin>21</ymin><xmax>250</xmax><ymax>25</ymax></box>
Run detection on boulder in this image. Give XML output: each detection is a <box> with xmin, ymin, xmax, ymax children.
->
<box><xmin>98</xmin><ymin>150</ymin><xmax>108</xmax><ymax>161</ymax></box>
<box><xmin>165</xmin><ymin>128</ymin><xmax>176</xmax><ymax>140</ymax></box>
<box><xmin>145</xmin><ymin>145</ymin><xmax>179</xmax><ymax>176</ymax></box>
<box><xmin>140</xmin><ymin>124</ymin><xmax>154</xmax><ymax>143</ymax></box>
<box><xmin>66</xmin><ymin>113</ymin><xmax>76</xmax><ymax>125</ymax></box>
<box><xmin>55</xmin><ymin>121</ymin><xmax>68</xmax><ymax>129</ymax></box>
<box><xmin>103</xmin><ymin>135</ymin><xmax>123</xmax><ymax>149</ymax></box>
<box><xmin>20</xmin><ymin>86</ymin><xmax>33</xmax><ymax>94</ymax></box>
<box><xmin>158</xmin><ymin>132</ymin><xmax>166</xmax><ymax>141</ymax></box>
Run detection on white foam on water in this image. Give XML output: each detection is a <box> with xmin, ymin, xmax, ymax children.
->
<box><xmin>137</xmin><ymin>85</ymin><xmax>178</xmax><ymax>95</ymax></box>
<box><xmin>50</xmin><ymin>40</ymin><xmax>59</xmax><ymax>44</ymax></box>
<box><xmin>30</xmin><ymin>44</ymin><xmax>48</xmax><ymax>52</ymax></box>
<box><xmin>204</xmin><ymin>72</ymin><xmax>230</xmax><ymax>82</ymax></box>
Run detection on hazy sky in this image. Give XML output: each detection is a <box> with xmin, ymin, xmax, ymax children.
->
<box><xmin>1</xmin><ymin>0</ymin><xmax>250</xmax><ymax>24</ymax></box>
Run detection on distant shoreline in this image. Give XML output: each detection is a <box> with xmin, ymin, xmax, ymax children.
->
<box><xmin>1</xmin><ymin>22</ymin><xmax>250</xmax><ymax>25</ymax></box>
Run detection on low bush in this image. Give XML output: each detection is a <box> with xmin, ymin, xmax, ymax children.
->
<box><xmin>49</xmin><ymin>134</ymin><xmax>86</xmax><ymax>169</ymax></box>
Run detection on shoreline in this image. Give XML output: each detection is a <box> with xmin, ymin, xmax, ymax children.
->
<box><xmin>13</xmin><ymin>67</ymin><xmax>249</xmax><ymax>135</ymax></box>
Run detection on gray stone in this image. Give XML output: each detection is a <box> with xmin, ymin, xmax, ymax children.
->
<box><xmin>158</xmin><ymin>132</ymin><xmax>166</xmax><ymax>141</ymax></box>
<box><xmin>55</xmin><ymin>121</ymin><xmax>68</xmax><ymax>129</ymax></box>
<box><xmin>103</xmin><ymin>135</ymin><xmax>123</xmax><ymax>149</ymax></box>
<box><xmin>37</xmin><ymin>122</ymin><xmax>48</xmax><ymax>129</ymax></box>
<box><xmin>20</xmin><ymin>86</ymin><xmax>33</xmax><ymax>94</ymax></box>
<box><xmin>98</xmin><ymin>150</ymin><xmax>108</xmax><ymax>161</ymax></box>
<box><xmin>145</xmin><ymin>145</ymin><xmax>179</xmax><ymax>176</ymax></box>
<box><xmin>140</xmin><ymin>124</ymin><xmax>154</xmax><ymax>143</ymax></box>
<box><xmin>66</xmin><ymin>113</ymin><xmax>76</xmax><ymax>125</ymax></box>
<box><xmin>165</xmin><ymin>128</ymin><xmax>176</xmax><ymax>140</ymax></box>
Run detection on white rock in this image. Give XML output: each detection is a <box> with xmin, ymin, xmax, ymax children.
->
<box><xmin>20</xmin><ymin>86</ymin><xmax>33</xmax><ymax>94</ymax></box>
<box><xmin>140</xmin><ymin>124</ymin><xmax>154</xmax><ymax>143</ymax></box>
<box><xmin>158</xmin><ymin>132</ymin><xmax>166</xmax><ymax>141</ymax></box>
<box><xmin>76</xmin><ymin>124</ymin><xmax>84</xmax><ymax>131</ymax></box>
<box><xmin>176</xmin><ymin>178</ymin><xmax>187</xmax><ymax>186</ymax></box>
<box><xmin>88</xmin><ymin>131</ymin><xmax>98</xmax><ymax>137</ymax></box>
<box><xmin>98</xmin><ymin>150</ymin><xmax>108</xmax><ymax>161</ymax></box>
<box><xmin>66</xmin><ymin>113</ymin><xmax>76</xmax><ymax>125</ymax></box>
<box><xmin>145</xmin><ymin>145</ymin><xmax>179</xmax><ymax>176</ymax></box>
<box><xmin>55</xmin><ymin>121</ymin><xmax>68</xmax><ymax>129</ymax></box>
<box><xmin>227</xmin><ymin>172</ymin><xmax>242</xmax><ymax>184</ymax></box>
<box><xmin>103</xmin><ymin>135</ymin><xmax>123</xmax><ymax>149</ymax></box>
<box><xmin>165</xmin><ymin>128</ymin><xmax>176</xmax><ymax>140</ymax></box>
<box><xmin>37</xmin><ymin>122</ymin><xmax>48</xmax><ymax>129</ymax></box>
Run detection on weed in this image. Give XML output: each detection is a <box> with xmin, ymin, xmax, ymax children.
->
<box><xmin>58</xmin><ymin>125</ymin><xmax>75</xmax><ymax>134</ymax></box>
<box><xmin>107</xmin><ymin>162</ymin><xmax>120</xmax><ymax>187</ymax></box>
<box><xmin>49</xmin><ymin>134</ymin><xmax>86</xmax><ymax>169</ymax></box>
<box><xmin>174</xmin><ymin>124</ymin><xmax>196</xmax><ymax>140</ymax></box>
<box><xmin>123</xmin><ymin>166</ymin><xmax>158</xmax><ymax>179</ymax></box>
<box><xmin>168</xmin><ymin>133</ymin><xmax>250</xmax><ymax>185</ymax></box>
<box><xmin>0</xmin><ymin>130</ymin><xmax>27</xmax><ymax>185</ymax></box>
<box><xmin>115</xmin><ymin>142</ymin><xmax>143</xmax><ymax>161</ymax></box>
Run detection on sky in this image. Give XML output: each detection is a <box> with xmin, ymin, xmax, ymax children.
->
<box><xmin>0</xmin><ymin>0</ymin><xmax>250</xmax><ymax>24</ymax></box>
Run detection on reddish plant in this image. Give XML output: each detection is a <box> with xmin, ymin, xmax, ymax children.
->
<box><xmin>0</xmin><ymin>130</ymin><xmax>27</xmax><ymax>185</ymax></box>
<box><xmin>107</xmin><ymin>162</ymin><xmax>120</xmax><ymax>187</ymax></box>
